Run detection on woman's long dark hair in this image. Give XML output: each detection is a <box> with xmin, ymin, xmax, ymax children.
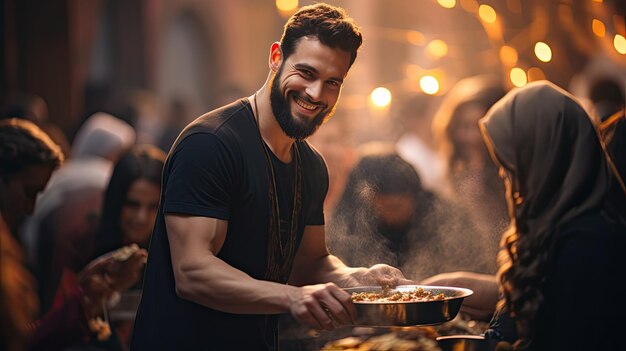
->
<box><xmin>92</xmin><ymin>144</ymin><xmax>165</xmax><ymax>258</ymax></box>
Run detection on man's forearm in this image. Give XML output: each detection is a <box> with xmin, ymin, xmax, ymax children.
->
<box><xmin>174</xmin><ymin>254</ymin><xmax>299</xmax><ymax>314</ymax></box>
<box><xmin>289</xmin><ymin>253</ymin><xmax>368</xmax><ymax>287</ymax></box>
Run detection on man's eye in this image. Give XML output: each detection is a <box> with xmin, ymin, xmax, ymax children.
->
<box><xmin>300</xmin><ymin>70</ymin><xmax>313</xmax><ymax>78</ymax></box>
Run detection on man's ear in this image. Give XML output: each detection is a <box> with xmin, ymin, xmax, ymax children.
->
<box><xmin>269</xmin><ymin>42</ymin><xmax>282</xmax><ymax>72</ymax></box>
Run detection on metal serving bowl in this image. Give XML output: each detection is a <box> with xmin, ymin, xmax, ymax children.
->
<box><xmin>345</xmin><ymin>285</ymin><xmax>473</xmax><ymax>327</ymax></box>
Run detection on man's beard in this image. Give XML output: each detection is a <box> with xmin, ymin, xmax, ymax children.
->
<box><xmin>269</xmin><ymin>66</ymin><xmax>334</xmax><ymax>140</ymax></box>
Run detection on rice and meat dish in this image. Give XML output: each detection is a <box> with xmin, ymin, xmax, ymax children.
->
<box><xmin>351</xmin><ymin>287</ymin><xmax>447</xmax><ymax>303</ymax></box>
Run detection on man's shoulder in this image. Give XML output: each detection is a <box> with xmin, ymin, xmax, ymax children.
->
<box><xmin>172</xmin><ymin>98</ymin><xmax>252</xmax><ymax>149</ymax></box>
<box><xmin>187</xmin><ymin>98</ymin><xmax>250</xmax><ymax>135</ymax></box>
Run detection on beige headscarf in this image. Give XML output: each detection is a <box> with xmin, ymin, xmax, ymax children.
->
<box><xmin>480</xmin><ymin>80</ymin><xmax>609</xmax><ymax>234</ymax></box>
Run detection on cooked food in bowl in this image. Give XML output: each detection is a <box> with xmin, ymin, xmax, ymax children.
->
<box><xmin>351</xmin><ymin>286</ymin><xmax>447</xmax><ymax>303</ymax></box>
<box><xmin>345</xmin><ymin>285</ymin><xmax>473</xmax><ymax>326</ymax></box>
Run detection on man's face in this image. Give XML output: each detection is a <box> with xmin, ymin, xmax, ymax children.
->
<box><xmin>373</xmin><ymin>193</ymin><xmax>415</xmax><ymax>230</ymax></box>
<box><xmin>2</xmin><ymin>164</ymin><xmax>54</xmax><ymax>229</ymax></box>
<box><xmin>270</xmin><ymin>36</ymin><xmax>352</xmax><ymax>140</ymax></box>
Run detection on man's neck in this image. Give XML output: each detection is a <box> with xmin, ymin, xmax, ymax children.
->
<box><xmin>252</xmin><ymin>88</ymin><xmax>295</xmax><ymax>163</ymax></box>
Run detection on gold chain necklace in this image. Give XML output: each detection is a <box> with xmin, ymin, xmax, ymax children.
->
<box><xmin>252</xmin><ymin>93</ymin><xmax>302</xmax><ymax>283</ymax></box>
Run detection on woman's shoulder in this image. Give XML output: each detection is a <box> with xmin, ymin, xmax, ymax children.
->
<box><xmin>558</xmin><ymin>210</ymin><xmax>625</xmax><ymax>237</ymax></box>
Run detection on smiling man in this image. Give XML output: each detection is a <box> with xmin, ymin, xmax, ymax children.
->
<box><xmin>131</xmin><ymin>3</ymin><xmax>411</xmax><ymax>350</ymax></box>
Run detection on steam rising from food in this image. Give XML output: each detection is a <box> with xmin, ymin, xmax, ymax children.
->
<box><xmin>326</xmin><ymin>149</ymin><xmax>502</xmax><ymax>281</ymax></box>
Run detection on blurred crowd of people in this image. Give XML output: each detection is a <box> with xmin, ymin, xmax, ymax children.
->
<box><xmin>0</xmin><ymin>91</ymin><xmax>172</xmax><ymax>350</ymax></box>
<box><xmin>1</xmin><ymin>37</ymin><xmax>625</xmax><ymax>351</ymax></box>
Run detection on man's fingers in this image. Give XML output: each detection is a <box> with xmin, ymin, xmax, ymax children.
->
<box><xmin>328</xmin><ymin>288</ymin><xmax>356</xmax><ymax>324</ymax></box>
<box><xmin>309</xmin><ymin>304</ymin><xmax>334</xmax><ymax>331</ymax></box>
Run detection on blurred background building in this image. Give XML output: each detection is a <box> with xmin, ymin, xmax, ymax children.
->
<box><xmin>2</xmin><ymin>0</ymin><xmax>626</xmax><ymax>145</ymax></box>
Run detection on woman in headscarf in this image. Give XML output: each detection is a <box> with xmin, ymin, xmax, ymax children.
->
<box><xmin>480</xmin><ymin>81</ymin><xmax>626</xmax><ymax>350</ymax></box>
<box><xmin>326</xmin><ymin>143</ymin><xmax>490</xmax><ymax>281</ymax></box>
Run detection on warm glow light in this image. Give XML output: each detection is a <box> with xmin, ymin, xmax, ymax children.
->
<box><xmin>499</xmin><ymin>45</ymin><xmax>518</xmax><ymax>66</ymax></box>
<box><xmin>460</xmin><ymin>0</ymin><xmax>478</xmax><ymax>12</ymax></box>
<box><xmin>405</xmin><ymin>64</ymin><xmax>421</xmax><ymax>79</ymax></box>
<box><xmin>527</xmin><ymin>67</ymin><xmax>546</xmax><ymax>82</ymax></box>
<box><xmin>437</xmin><ymin>0</ymin><xmax>456</xmax><ymax>9</ymax></box>
<box><xmin>406</xmin><ymin>31</ymin><xmax>425</xmax><ymax>45</ymax></box>
<box><xmin>592</xmin><ymin>0</ymin><xmax>603</xmax><ymax>3</ymax></box>
<box><xmin>614</xmin><ymin>34</ymin><xmax>626</xmax><ymax>54</ymax></box>
<box><xmin>558</xmin><ymin>4</ymin><xmax>574</xmax><ymax>25</ymax></box>
<box><xmin>506</xmin><ymin>0</ymin><xmax>522</xmax><ymax>14</ymax></box>
<box><xmin>426</xmin><ymin>40</ymin><xmax>449</xmax><ymax>58</ymax></box>
<box><xmin>592</xmin><ymin>19</ymin><xmax>606</xmax><ymax>37</ymax></box>
<box><xmin>275</xmin><ymin>0</ymin><xmax>298</xmax><ymax>12</ymax></box>
<box><xmin>478</xmin><ymin>4</ymin><xmax>497</xmax><ymax>23</ymax></box>
<box><xmin>420</xmin><ymin>76</ymin><xmax>440</xmax><ymax>95</ymax></box>
<box><xmin>510</xmin><ymin>67</ymin><xmax>527</xmax><ymax>87</ymax></box>
<box><xmin>534</xmin><ymin>42</ymin><xmax>552</xmax><ymax>62</ymax></box>
<box><xmin>370</xmin><ymin>87</ymin><xmax>392</xmax><ymax>107</ymax></box>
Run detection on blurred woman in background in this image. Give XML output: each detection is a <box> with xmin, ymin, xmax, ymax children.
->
<box><xmin>74</xmin><ymin>144</ymin><xmax>165</xmax><ymax>350</ymax></box>
<box><xmin>432</xmin><ymin>75</ymin><xmax>508</xmax><ymax>263</ymax></box>
<box><xmin>92</xmin><ymin>144</ymin><xmax>166</xmax><ymax>258</ymax></box>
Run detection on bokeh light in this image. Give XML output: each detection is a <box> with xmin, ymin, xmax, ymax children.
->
<box><xmin>406</xmin><ymin>30</ymin><xmax>425</xmax><ymax>45</ymax></box>
<box><xmin>614</xmin><ymin>34</ymin><xmax>626</xmax><ymax>54</ymax></box>
<box><xmin>510</xmin><ymin>67</ymin><xmax>527</xmax><ymax>87</ymax></box>
<box><xmin>437</xmin><ymin>0</ymin><xmax>456</xmax><ymax>9</ymax></box>
<box><xmin>426</xmin><ymin>40</ymin><xmax>449</xmax><ymax>58</ymax></box>
<box><xmin>419</xmin><ymin>75</ymin><xmax>440</xmax><ymax>95</ymax></box>
<box><xmin>478</xmin><ymin>4</ymin><xmax>497</xmax><ymax>23</ymax></box>
<box><xmin>275</xmin><ymin>0</ymin><xmax>298</xmax><ymax>12</ymax></box>
<box><xmin>370</xmin><ymin>87</ymin><xmax>392</xmax><ymax>107</ymax></box>
<box><xmin>499</xmin><ymin>45</ymin><xmax>518</xmax><ymax>66</ymax></box>
<box><xmin>534</xmin><ymin>42</ymin><xmax>552</xmax><ymax>62</ymax></box>
<box><xmin>592</xmin><ymin>19</ymin><xmax>606</xmax><ymax>37</ymax></box>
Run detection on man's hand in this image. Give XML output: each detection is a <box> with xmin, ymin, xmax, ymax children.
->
<box><xmin>288</xmin><ymin>283</ymin><xmax>356</xmax><ymax>331</ymax></box>
<box><xmin>342</xmin><ymin>264</ymin><xmax>414</xmax><ymax>288</ymax></box>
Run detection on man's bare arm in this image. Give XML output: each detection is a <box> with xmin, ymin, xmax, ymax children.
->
<box><xmin>289</xmin><ymin>225</ymin><xmax>413</xmax><ymax>288</ymax></box>
<box><xmin>166</xmin><ymin>214</ymin><xmax>353</xmax><ymax>329</ymax></box>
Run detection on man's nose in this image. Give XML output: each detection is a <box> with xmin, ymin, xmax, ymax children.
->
<box><xmin>305</xmin><ymin>81</ymin><xmax>324</xmax><ymax>102</ymax></box>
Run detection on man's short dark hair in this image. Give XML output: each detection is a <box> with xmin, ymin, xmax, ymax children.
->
<box><xmin>280</xmin><ymin>3</ymin><xmax>362</xmax><ymax>68</ymax></box>
<box><xmin>0</xmin><ymin>118</ymin><xmax>64</xmax><ymax>179</ymax></box>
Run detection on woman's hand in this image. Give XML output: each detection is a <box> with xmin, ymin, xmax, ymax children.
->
<box><xmin>78</xmin><ymin>244</ymin><xmax>147</xmax><ymax>318</ymax></box>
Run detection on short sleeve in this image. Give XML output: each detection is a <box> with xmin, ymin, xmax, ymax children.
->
<box><xmin>163</xmin><ymin>133</ymin><xmax>236</xmax><ymax>219</ymax></box>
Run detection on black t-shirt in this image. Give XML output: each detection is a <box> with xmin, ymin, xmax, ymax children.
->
<box><xmin>131</xmin><ymin>98</ymin><xmax>327</xmax><ymax>350</ymax></box>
